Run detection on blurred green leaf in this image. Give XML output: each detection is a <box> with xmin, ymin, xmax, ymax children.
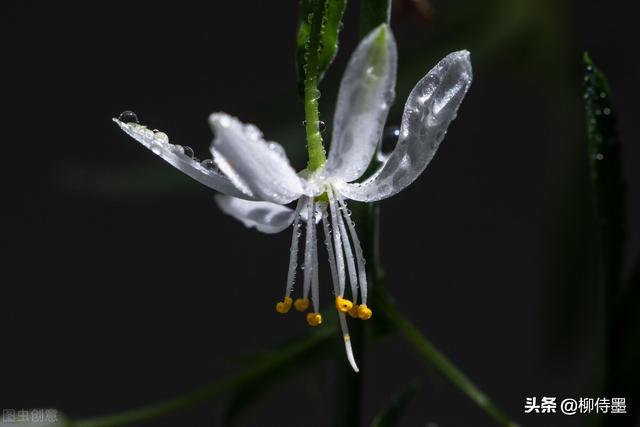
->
<box><xmin>584</xmin><ymin>54</ymin><xmax>639</xmax><ymax>427</ymax></box>
<box><xmin>223</xmin><ymin>327</ymin><xmax>334</xmax><ymax>425</ymax></box>
<box><xmin>296</xmin><ymin>0</ymin><xmax>347</xmax><ymax>96</ymax></box>
<box><xmin>583</xmin><ymin>52</ymin><xmax>625</xmax><ymax>303</ymax></box>
<box><xmin>607</xmin><ymin>257</ymin><xmax>640</xmax><ymax>425</ymax></box>
<box><xmin>375</xmin><ymin>287</ymin><xmax>519</xmax><ymax>427</ymax></box>
<box><xmin>370</xmin><ymin>379</ymin><xmax>420</xmax><ymax>427</ymax></box>
<box><xmin>73</xmin><ymin>329</ymin><xmax>333</xmax><ymax>427</ymax></box>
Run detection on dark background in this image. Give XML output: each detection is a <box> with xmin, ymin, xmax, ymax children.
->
<box><xmin>3</xmin><ymin>1</ymin><xmax>639</xmax><ymax>426</ymax></box>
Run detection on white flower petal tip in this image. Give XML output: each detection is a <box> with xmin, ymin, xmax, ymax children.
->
<box><xmin>112</xmin><ymin>117</ymin><xmax>248</xmax><ymax>198</ymax></box>
<box><xmin>208</xmin><ymin>113</ymin><xmax>306</xmax><ymax>205</ymax></box>
<box><xmin>326</xmin><ymin>23</ymin><xmax>397</xmax><ymax>183</ymax></box>
<box><xmin>215</xmin><ymin>195</ymin><xmax>295</xmax><ymax>234</ymax></box>
<box><xmin>339</xmin><ymin>50</ymin><xmax>473</xmax><ymax>202</ymax></box>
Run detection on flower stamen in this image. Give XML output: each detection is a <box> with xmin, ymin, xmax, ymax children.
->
<box><xmin>348</xmin><ymin>304</ymin><xmax>360</xmax><ymax>318</ymax></box>
<box><xmin>338</xmin><ymin>312</ymin><xmax>359</xmax><ymax>372</ymax></box>
<box><xmin>328</xmin><ymin>189</ymin><xmax>347</xmax><ymax>297</ymax></box>
<box><xmin>276</xmin><ymin>297</ymin><xmax>293</xmax><ymax>314</ymax></box>
<box><xmin>335</xmin><ymin>194</ymin><xmax>360</xmax><ymax>303</ymax></box>
<box><xmin>357</xmin><ymin>304</ymin><xmax>373</xmax><ymax>320</ymax></box>
<box><xmin>279</xmin><ymin>199</ymin><xmax>305</xmax><ymax>313</ymax></box>
<box><xmin>337</xmin><ymin>194</ymin><xmax>369</xmax><ymax>305</ymax></box>
<box><xmin>335</xmin><ymin>296</ymin><xmax>354</xmax><ymax>313</ymax></box>
<box><xmin>302</xmin><ymin>199</ymin><xmax>315</xmax><ymax>304</ymax></box>
<box><xmin>294</xmin><ymin>298</ymin><xmax>310</xmax><ymax>312</ymax></box>
<box><xmin>306</xmin><ymin>312</ymin><xmax>323</xmax><ymax>326</ymax></box>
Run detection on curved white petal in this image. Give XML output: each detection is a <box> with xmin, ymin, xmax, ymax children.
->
<box><xmin>340</xmin><ymin>50</ymin><xmax>472</xmax><ymax>202</ymax></box>
<box><xmin>326</xmin><ymin>24</ymin><xmax>397</xmax><ymax>183</ymax></box>
<box><xmin>215</xmin><ymin>195</ymin><xmax>295</xmax><ymax>234</ymax></box>
<box><xmin>209</xmin><ymin>113</ymin><xmax>305</xmax><ymax>205</ymax></box>
<box><xmin>114</xmin><ymin>119</ymin><xmax>250</xmax><ymax>199</ymax></box>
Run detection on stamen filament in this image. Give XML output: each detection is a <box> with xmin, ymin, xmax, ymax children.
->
<box><xmin>302</xmin><ymin>198</ymin><xmax>314</xmax><ymax>301</ymax></box>
<box><xmin>336</xmin><ymin>198</ymin><xmax>359</xmax><ymax>303</ymax></box>
<box><xmin>310</xmin><ymin>201</ymin><xmax>320</xmax><ymax>313</ymax></box>
<box><xmin>321</xmin><ymin>206</ymin><xmax>339</xmax><ymax>295</ymax></box>
<box><xmin>337</xmin><ymin>194</ymin><xmax>369</xmax><ymax>305</ymax></box>
<box><xmin>328</xmin><ymin>189</ymin><xmax>346</xmax><ymax>297</ymax></box>
<box><xmin>284</xmin><ymin>199</ymin><xmax>305</xmax><ymax>299</ymax></box>
<box><xmin>338</xmin><ymin>312</ymin><xmax>359</xmax><ymax>372</ymax></box>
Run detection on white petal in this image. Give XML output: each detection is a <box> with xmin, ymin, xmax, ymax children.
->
<box><xmin>326</xmin><ymin>24</ymin><xmax>397</xmax><ymax>182</ymax></box>
<box><xmin>114</xmin><ymin>119</ymin><xmax>250</xmax><ymax>199</ymax></box>
<box><xmin>340</xmin><ymin>50</ymin><xmax>473</xmax><ymax>202</ymax></box>
<box><xmin>214</xmin><ymin>195</ymin><xmax>295</xmax><ymax>234</ymax></box>
<box><xmin>209</xmin><ymin>113</ymin><xmax>305</xmax><ymax>204</ymax></box>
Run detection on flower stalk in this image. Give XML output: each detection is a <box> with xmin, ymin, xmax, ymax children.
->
<box><xmin>303</xmin><ymin>0</ymin><xmax>328</xmax><ymax>172</ymax></box>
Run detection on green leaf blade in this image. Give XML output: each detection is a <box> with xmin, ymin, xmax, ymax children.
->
<box><xmin>370</xmin><ymin>380</ymin><xmax>420</xmax><ymax>427</ymax></box>
<box><xmin>583</xmin><ymin>52</ymin><xmax>625</xmax><ymax>299</ymax></box>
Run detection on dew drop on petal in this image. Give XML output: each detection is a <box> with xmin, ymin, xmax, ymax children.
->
<box><xmin>319</xmin><ymin>121</ymin><xmax>326</xmax><ymax>133</ymax></box>
<box><xmin>118</xmin><ymin>110</ymin><xmax>139</xmax><ymax>124</ymax></box>
<box><xmin>154</xmin><ymin>131</ymin><xmax>169</xmax><ymax>144</ymax></box>
<box><xmin>183</xmin><ymin>146</ymin><xmax>195</xmax><ymax>159</ymax></box>
<box><xmin>201</xmin><ymin>159</ymin><xmax>215</xmax><ymax>170</ymax></box>
<box><xmin>380</xmin><ymin>126</ymin><xmax>400</xmax><ymax>156</ymax></box>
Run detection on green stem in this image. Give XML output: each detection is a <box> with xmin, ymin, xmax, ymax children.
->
<box><xmin>375</xmin><ymin>289</ymin><xmax>519</xmax><ymax>427</ymax></box>
<box><xmin>304</xmin><ymin>0</ymin><xmax>327</xmax><ymax>172</ymax></box>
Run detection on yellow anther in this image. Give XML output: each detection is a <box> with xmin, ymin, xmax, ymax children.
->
<box><xmin>294</xmin><ymin>298</ymin><xmax>310</xmax><ymax>312</ymax></box>
<box><xmin>275</xmin><ymin>296</ymin><xmax>293</xmax><ymax>314</ymax></box>
<box><xmin>335</xmin><ymin>296</ymin><xmax>353</xmax><ymax>313</ymax></box>
<box><xmin>306</xmin><ymin>312</ymin><xmax>322</xmax><ymax>326</ymax></box>
<box><xmin>357</xmin><ymin>304</ymin><xmax>373</xmax><ymax>320</ymax></box>
<box><xmin>348</xmin><ymin>304</ymin><xmax>360</xmax><ymax>318</ymax></box>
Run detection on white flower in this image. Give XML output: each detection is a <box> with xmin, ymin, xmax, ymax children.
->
<box><xmin>113</xmin><ymin>25</ymin><xmax>472</xmax><ymax>372</ymax></box>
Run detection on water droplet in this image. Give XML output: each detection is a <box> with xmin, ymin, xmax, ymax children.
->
<box><xmin>594</xmin><ymin>153</ymin><xmax>604</xmax><ymax>160</ymax></box>
<box><xmin>319</xmin><ymin>121</ymin><xmax>326</xmax><ymax>133</ymax></box>
<box><xmin>118</xmin><ymin>110</ymin><xmax>139</xmax><ymax>124</ymax></box>
<box><xmin>153</xmin><ymin>131</ymin><xmax>169</xmax><ymax>144</ymax></box>
<box><xmin>244</xmin><ymin>124</ymin><xmax>262</xmax><ymax>140</ymax></box>
<box><xmin>183</xmin><ymin>146</ymin><xmax>195</xmax><ymax>159</ymax></box>
<box><xmin>380</xmin><ymin>126</ymin><xmax>400</xmax><ymax>155</ymax></box>
<box><xmin>603</xmin><ymin>108</ymin><xmax>611</xmax><ymax>115</ymax></box>
<box><xmin>600</xmin><ymin>92</ymin><xmax>607</xmax><ymax>99</ymax></box>
<box><xmin>201</xmin><ymin>159</ymin><xmax>215</xmax><ymax>170</ymax></box>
